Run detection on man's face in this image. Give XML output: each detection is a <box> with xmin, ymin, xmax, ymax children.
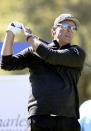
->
<box><xmin>52</xmin><ymin>20</ymin><xmax>77</xmax><ymax>46</ymax></box>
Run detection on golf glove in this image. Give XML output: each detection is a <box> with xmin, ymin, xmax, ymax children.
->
<box><xmin>7</xmin><ymin>21</ymin><xmax>22</xmax><ymax>35</ymax></box>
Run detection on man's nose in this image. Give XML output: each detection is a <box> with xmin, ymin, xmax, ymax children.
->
<box><xmin>67</xmin><ymin>27</ymin><xmax>72</xmax><ymax>33</ymax></box>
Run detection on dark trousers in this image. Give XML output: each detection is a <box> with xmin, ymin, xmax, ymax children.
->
<box><xmin>27</xmin><ymin>115</ymin><xmax>81</xmax><ymax>131</ymax></box>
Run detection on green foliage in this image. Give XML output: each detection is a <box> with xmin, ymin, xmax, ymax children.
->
<box><xmin>0</xmin><ymin>0</ymin><xmax>24</xmax><ymax>41</ymax></box>
<box><xmin>21</xmin><ymin>0</ymin><xmax>70</xmax><ymax>41</ymax></box>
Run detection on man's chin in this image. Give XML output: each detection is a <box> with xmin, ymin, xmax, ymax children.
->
<box><xmin>64</xmin><ymin>39</ymin><xmax>71</xmax><ymax>44</ymax></box>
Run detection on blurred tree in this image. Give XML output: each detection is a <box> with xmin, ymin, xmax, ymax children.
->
<box><xmin>0</xmin><ymin>0</ymin><xmax>25</xmax><ymax>41</ymax></box>
<box><xmin>22</xmin><ymin>0</ymin><xmax>65</xmax><ymax>41</ymax></box>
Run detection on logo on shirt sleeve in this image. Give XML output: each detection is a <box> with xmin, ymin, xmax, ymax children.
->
<box><xmin>71</xmin><ymin>47</ymin><xmax>79</xmax><ymax>55</ymax></box>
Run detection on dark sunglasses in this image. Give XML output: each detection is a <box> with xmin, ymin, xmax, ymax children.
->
<box><xmin>57</xmin><ymin>23</ymin><xmax>77</xmax><ymax>32</ymax></box>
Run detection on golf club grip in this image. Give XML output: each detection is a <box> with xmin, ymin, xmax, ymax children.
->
<box><xmin>38</xmin><ymin>38</ymin><xmax>49</xmax><ymax>44</ymax></box>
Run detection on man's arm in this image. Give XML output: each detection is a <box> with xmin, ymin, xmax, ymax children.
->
<box><xmin>36</xmin><ymin>44</ymin><xmax>86</xmax><ymax>68</ymax></box>
<box><xmin>25</xmin><ymin>38</ymin><xmax>85</xmax><ymax>68</ymax></box>
<box><xmin>1</xmin><ymin>23</ymin><xmax>33</xmax><ymax>71</ymax></box>
<box><xmin>27</xmin><ymin>38</ymin><xmax>86</xmax><ymax>68</ymax></box>
<box><xmin>22</xmin><ymin>25</ymin><xmax>86</xmax><ymax>68</ymax></box>
<box><xmin>1</xmin><ymin>21</ymin><xmax>22</xmax><ymax>56</ymax></box>
<box><xmin>1</xmin><ymin>31</ymin><xmax>14</xmax><ymax>56</ymax></box>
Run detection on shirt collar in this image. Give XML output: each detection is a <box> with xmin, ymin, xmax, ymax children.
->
<box><xmin>53</xmin><ymin>40</ymin><xmax>71</xmax><ymax>49</ymax></box>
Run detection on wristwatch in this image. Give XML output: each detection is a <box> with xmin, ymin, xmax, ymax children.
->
<box><xmin>26</xmin><ymin>33</ymin><xmax>39</xmax><ymax>41</ymax></box>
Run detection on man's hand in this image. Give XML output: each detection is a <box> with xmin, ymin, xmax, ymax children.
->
<box><xmin>22</xmin><ymin>24</ymin><xmax>41</xmax><ymax>51</ymax></box>
<box><xmin>22</xmin><ymin>24</ymin><xmax>39</xmax><ymax>42</ymax></box>
<box><xmin>7</xmin><ymin>21</ymin><xmax>22</xmax><ymax>35</ymax></box>
<box><xmin>21</xmin><ymin>24</ymin><xmax>32</xmax><ymax>40</ymax></box>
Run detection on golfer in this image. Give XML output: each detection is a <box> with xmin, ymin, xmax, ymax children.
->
<box><xmin>1</xmin><ymin>13</ymin><xmax>86</xmax><ymax>131</ymax></box>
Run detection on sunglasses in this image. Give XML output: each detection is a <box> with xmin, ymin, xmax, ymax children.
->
<box><xmin>57</xmin><ymin>23</ymin><xmax>77</xmax><ymax>32</ymax></box>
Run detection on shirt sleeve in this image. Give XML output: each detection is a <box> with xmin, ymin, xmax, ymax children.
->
<box><xmin>36</xmin><ymin>44</ymin><xmax>86</xmax><ymax>68</ymax></box>
<box><xmin>1</xmin><ymin>47</ymin><xmax>33</xmax><ymax>71</ymax></box>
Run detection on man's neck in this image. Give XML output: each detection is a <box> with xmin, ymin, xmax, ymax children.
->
<box><xmin>54</xmin><ymin>39</ymin><xmax>70</xmax><ymax>47</ymax></box>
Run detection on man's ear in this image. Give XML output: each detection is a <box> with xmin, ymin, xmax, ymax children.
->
<box><xmin>51</xmin><ymin>26</ymin><xmax>57</xmax><ymax>37</ymax></box>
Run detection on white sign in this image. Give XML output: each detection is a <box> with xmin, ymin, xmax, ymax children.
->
<box><xmin>0</xmin><ymin>75</ymin><xmax>30</xmax><ymax>131</ymax></box>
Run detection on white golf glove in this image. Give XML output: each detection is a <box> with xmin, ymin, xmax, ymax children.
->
<box><xmin>7</xmin><ymin>21</ymin><xmax>23</xmax><ymax>35</ymax></box>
